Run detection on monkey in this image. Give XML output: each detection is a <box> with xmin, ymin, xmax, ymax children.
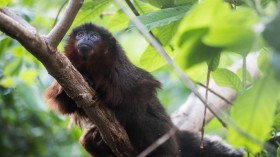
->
<box><xmin>45</xmin><ymin>23</ymin><xmax>244</xmax><ymax>157</ymax></box>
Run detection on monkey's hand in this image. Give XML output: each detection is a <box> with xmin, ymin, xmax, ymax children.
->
<box><xmin>80</xmin><ymin>126</ymin><xmax>115</xmax><ymax>157</ymax></box>
<box><xmin>45</xmin><ymin>81</ymin><xmax>63</xmax><ymax>99</ymax></box>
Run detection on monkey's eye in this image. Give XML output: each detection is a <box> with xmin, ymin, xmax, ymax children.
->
<box><xmin>88</xmin><ymin>31</ymin><xmax>100</xmax><ymax>40</ymax></box>
<box><xmin>76</xmin><ymin>31</ymin><xmax>85</xmax><ymax>39</ymax></box>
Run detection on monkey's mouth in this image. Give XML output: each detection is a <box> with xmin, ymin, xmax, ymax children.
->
<box><xmin>78</xmin><ymin>44</ymin><xmax>93</xmax><ymax>55</ymax></box>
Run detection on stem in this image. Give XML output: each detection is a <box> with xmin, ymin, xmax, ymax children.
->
<box><xmin>200</xmin><ymin>68</ymin><xmax>211</xmax><ymax>148</ymax></box>
<box><xmin>242</xmin><ymin>55</ymin><xmax>247</xmax><ymax>91</ymax></box>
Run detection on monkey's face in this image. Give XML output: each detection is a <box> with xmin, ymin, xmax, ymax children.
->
<box><xmin>69</xmin><ymin>23</ymin><xmax>116</xmax><ymax>61</ymax></box>
<box><xmin>74</xmin><ymin>30</ymin><xmax>101</xmax><ymax>57</ymax></box>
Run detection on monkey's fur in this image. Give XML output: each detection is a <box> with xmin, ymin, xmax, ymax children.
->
<box><xmin>45</xmin><ymin>23</ymin><xmax>244</xmax><ymax>157</ymax></box>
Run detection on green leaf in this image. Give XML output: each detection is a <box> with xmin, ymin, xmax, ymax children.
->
<box><xmin>0</xmin><ymin>37</ymin><xmax>11</xmax><ymax>57</ymax></box>
<box><xmin>12</xmin><ymin>46</ymin><xmax>26</xmax><ymax>57</ymax></box>
<box><xmin>19</xmin><ymin>70</ymin><xmax>39</xmax><ymax>85</ymax></box>
<box><xmin>153</xmin><ymin>21</ymin><xmax>180</xmax><ymax>46</ymax></box>
<box><xmin>228</xmin><ymin>73</ymin><xmax>280</xmax><ymax>153</ymax></box>
<box><xmin>128</xmin><ymin>5</ymin><xmax>190</xmax><ymax>31</ymax></box>
<box><xmin>176</xmin><ymin>28</ymin><xmax>222</xmax><ymax>68</ymax></box>
<box><xmin>3</xmin><ymin>58</ymin><xmax>23</xmax><ymax>76</ymax></box>
<box><xmin>140</xmin><ymin>45</ymin><xmax>174</xmax><ymax>71</ymax></box>
<box><xmin>107</xmin><ymin>10</ymin><xmax>129</xmax><ymax>31</ymax></box>
<box><xmin>175</xmin><ymin>0</ymin><xmax>224</xmax><ymax>68</ymax></box>
<box><xmin>144</xmin><ymin>0</ymin><xmax>175</xmax><ymax>8</ymax></box>
<box><xmin>0</xmin><ymin>76</ymin><xmax>15</xmax><ymax>88</ymax></box>
<box><xmin>207</xmin><ymin>53</ymin><xmax>220</xmax><ymax>71</ymax></box>
<box><xmin>174</xmin><ymin>0</ymin><xmax>195</xmax><ymax>5</ymax></box>
<box><xmin>177</xmin><ymin>0</ymin><xmax>226</xmax><ymax>33</ymax></box>
<box><xmin>257</xmin><ymin>49</ymin><xmax>271</xmax><ymax>75</ymax></box>
<box><xmin>212</xmin><ymin>68</ymin><xmax>242</xmax><ymax>91</ymax></box>
<box><xmin>73</xmin><ymin>0</ymin><xmax>111</xmax><ymax>26</ymax></box>
<box><xmin>134</xmin><ymin>0</ymin><xmax>159</xmax><ymax>14</ymax></box>
<box><xmin>203</xmin><ymin>8</ymin><xmax>258</xmax><ymax>55</ymax></box>
<box><xmin>185</xmin><ymin>63</ymin><xmax>208</xmax><ymax>82</ymax></box>
<box><xmin>263</xmin><ymin>10</ymin><xmax>280</xmax><ymax>52</ymax></box>
<box><xmin>273</xmin><ymin>113</ymin><xmax>280</xmax><ymax>131</ymax></box>
<box><xmin>0</xmin><ymin>0</ymin><xmax>10</xmax><ymax>7</ymax></box>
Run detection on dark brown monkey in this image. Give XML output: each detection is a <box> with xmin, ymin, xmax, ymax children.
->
<box><xmin>45</xmin><ymin>23</ymin><xmax>244</xmax><ymax>157</ymax></box>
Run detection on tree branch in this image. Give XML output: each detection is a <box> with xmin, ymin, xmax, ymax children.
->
<box><xmin>0</xmin><ymin>7</ymin><xmax>36</xmax><ymax>32</ymax></box>
<box><xmin>0</xmin><ymin>1</ymin><xmax>134</xmax><ymax>157</ymax></box>
<box><xmin>47</xmin><ymin>0</ymin><xmax>83</xmax><ymax>48</ymax></box>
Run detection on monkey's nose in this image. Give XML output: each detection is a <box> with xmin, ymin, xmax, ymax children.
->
<box><xmin>78</xmin><ymin>44</ymin><xmax>92</xmax><ymax>53</ymax></box>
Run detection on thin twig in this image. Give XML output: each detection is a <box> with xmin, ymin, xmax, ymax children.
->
<box><xmin>52</xmin><ymin>0</ymin><xmax>68</xmax><ymax>28</ymax></box>
<box><xmin>137</xmin><ymin>126</ymin><xmax>179</xmax><ymax>157</ymax></box>
<box><xmin>196</xmin><ymin>82</ymin><xmax>233</xmax><ymax>105</ymax></box>
<box><xmin>200</xmin><ymin>69</ymin><xmax>211</xmax><ymax>148</ymax></box>
<box><xmin>125</xmin><ymin>0</ymin><xmax>140</xmax><ymax>16</ymax></box>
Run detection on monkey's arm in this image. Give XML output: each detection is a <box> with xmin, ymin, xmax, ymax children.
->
<box><xmin>44</xmin><ymin>81</ymin><xmax>78</xmax><ymax>114</ymax></box>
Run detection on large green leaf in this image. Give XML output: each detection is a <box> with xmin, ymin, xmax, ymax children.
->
<box><xmin>176</xmin><ymin>0</ymin><xmax>258</xmax><ymax>69</ymax></box>
<box><xmin>73</xmin><ymin>0</ymin><xmax>111</xmax><ymax>26</ymax></box>
<box><xmin>128</xmin><ymin>5</ymin><xmax>190</xmax><ymax>31</ymax></box>
<box><xmin>203</xmin><ymin>8</ymin><xmax>258</xmax><ymax>55</ymax></box>
<box><xmin>228</xmin><ymin>73</ymin><xmax>280</xmax><ymax>153</ymax></box>
<box><xmin>133</xmin><ymin>0</ymin><xmax>159</xmax><ymax>14</ymax></box>
<box><xmin>175</xmin><ymin>0</ymin><xmax>225</xmax><ymax>68</ymax></box>
<box><xmin>177</xmin><ymin>28</ymin><xmax>222</xmax><ymax>68</ymax></box>
<box><xmin>140</xmin><ymin>45</ymin><xmax>174</xmax><ymax>71</ymax></box>
<box><xmin>107</xmin><ymin>10</ymin><xmax>129</xmax><ymax>31</ymax></box>
<box><xmin>212</xmin><ymin>68</ymin><xmax>242</xmax><ymax>91</ymax></box>
<box><xmin>153</xmin><ymin>21</ymin><xmax>180</xmax><ymax>46</ymax></box>
<box><xmin>177</xmin><ymin>0</ymin><xmax>225</xmax><ymax>33</ymax></box>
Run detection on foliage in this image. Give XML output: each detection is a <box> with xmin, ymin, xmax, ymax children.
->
<box><xmin>2</xmin><ymin>0</ymin><xmax>280</xmax><ymax>156</ymax></box>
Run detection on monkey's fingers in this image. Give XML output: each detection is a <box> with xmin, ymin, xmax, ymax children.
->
<box><xmin>79</xmin><ymin>126</ymin><xmax>98</xmax><ymax>146</ymax></box>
